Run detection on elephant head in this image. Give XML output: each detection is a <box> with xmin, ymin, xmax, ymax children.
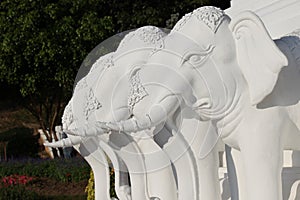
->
<box><xmin>157</xmin><ymin>6</ymin><xmax>288</xmax><ymax>110</ymax></box>
<box><xmin>90</xmin><ymin>6</ymin><xmax>288</xmax><ymax>137</ymax></box>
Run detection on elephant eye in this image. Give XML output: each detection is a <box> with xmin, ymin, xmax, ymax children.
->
<box><xmin>188</xmin><ymin>54</ymin><xmax>205</xmax><ymax>63</ymax></box>
<box><xmin>183</xmin><ymin>53</ymin><xmax>207</xmax><ymax>67</ymax></box>
<box><xmin>182</xmin><ymin>45</ymin><xmax>214</xmax><ymax>68</ymax></box>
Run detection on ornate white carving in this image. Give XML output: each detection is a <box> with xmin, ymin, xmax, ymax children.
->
<box><xmin>62</xmin><ymin>100</ymin><xmax>73</xmax><ymax>129</ymax></box>
<box><xmin>118</xmin><ymin>26</ymin><xmax>165</xmax><ymax>50</ymax></box>
<box><xmin>128</xmin><ymin>69</ymin><xmax>148</xmax><ymax>113</ymax></box>
<box><xmin>118</xmin><ymin>26</ymin><xmax>165</xmax><ymax>57</ymax></box>
<box><xmin>74</xmin><ymin>77</ymin><xmax>87</xmax><ymax>92</ymax></box>
<box><xmin>173</xmin><ymin>6</ymin><xmax>225</xmax><ymax>33</ymax></box>
<box><xmin>117</xmin><ymin>31</ymin><xmax>136</xmax><ymax>50</ymax></box>
<box><xmin>84</xmin><ymin>88</ymin><xmax>102</xmax><ymax>120</ymax></box>
<box><xmin>90</xmin><ymin>53</ymin><xmax>114</xmax><ymax>73</ymax></box>
<box><xmin>136</xmin><ymin>26</ymin><xmax>165</xmax><ymax>47</ymax></box>
<box><xmin>173</xmin><ymin>12</ymin><xmax>193</xmax><ymax>32</ymax></box>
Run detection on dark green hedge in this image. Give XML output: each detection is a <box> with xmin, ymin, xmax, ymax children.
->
<box><xmin>0</xmin><ymin>158</ymin><xmax>90</xmax><ymax>182</ymax></box>
<box><xmin>0</xmin><ymin>186</ymin><xmax>42</xmax><ymax>200</ymax></box>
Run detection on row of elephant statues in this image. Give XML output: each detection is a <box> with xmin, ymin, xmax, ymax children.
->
<box><xmin>45</xmin><ymin>6</ymin><xmax>300</xmax><ymax>200</ymax></box>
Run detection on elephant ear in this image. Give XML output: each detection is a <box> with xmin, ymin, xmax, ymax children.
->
<box><xmin>229</xmin><ymin>11</ymin><xmax>288</xmax><ymax>105</ymax></box>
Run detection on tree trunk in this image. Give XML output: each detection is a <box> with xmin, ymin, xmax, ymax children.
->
<box><xmin>24</xmin><ymin>90</ymin><xmax>67</xmax><ymax>158</ymax></box>
<box><xmin>4</xmin><ymin>142</ymin><xmax>7</xmax><ymax>161</ymax></box>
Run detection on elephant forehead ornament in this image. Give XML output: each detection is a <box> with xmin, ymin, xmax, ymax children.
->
<box><xmin>117</xmin><ymin>26</ymin><xmax>165</xmax><ymax>56</ymax></box>
<box><xmin>173</xmin><ymin>6</ymin><xmax>225</xmax><ymax>33</ymax></box>
<box><xmin>128</xmin><ymin>68</ymin><xmax>148</xmax><ymax>113</ymax></box>
<box><xmin>84</xmin><ymin>88</ymin><xmax>102</xmax><ymax>120</ymax></box>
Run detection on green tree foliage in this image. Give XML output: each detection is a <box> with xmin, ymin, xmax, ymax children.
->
<box><xmin>0</xmin><ymin>0</ymin><xmax>115</xmax><ymax>148</ymax></box>
<box><xmin>107</xmin><ymin>0</ymin><xmax>230</xmax><ymax>31</ymax></box>
<box><xmin>0</xmin><ymin>0</ymin><xmax>230</xmax><ymax>156</ymax></box>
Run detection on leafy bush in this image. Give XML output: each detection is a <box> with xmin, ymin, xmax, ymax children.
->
<box><xmin>0</xmin><ymin>158</ymin><xmax>90</xmax><ymax>182</ymax></box>
<box><xmin>0</xmin><ymin>185</ymin><xmax>42</xmax><ymax>200</ymax></box>
<box><xmin>0</xmin><ymin>173</ymin><xmax>40</xmax><ymax>200</ymax></box>
<box><xmin>85</xmin><ymin>171</ymin><xmax>95</xmax><ymax>200</ymax></box>
<box><xmin>85</xmin><ymin>168</ymin><xmax>117</xmax><ymax>200</ymax></box>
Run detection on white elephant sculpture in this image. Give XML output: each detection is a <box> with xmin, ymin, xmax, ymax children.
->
<box><xmin>47</xmin><ymin>25</ymin><xmax>221</xmax><ymax>200</ymax></box>
<box><xmin>69</xmin><ymin>6</ymin><xmax>300</xmax><ymax>200</ymax></box>
<box><xmin>46</xmin><ymin>25</ymin><xmax>224</xmax><ymax>200</ymax></box>
<box><xmin>46</xmin><ymin>26</ymin><xmax>176</xmax><ymax>200</ymax></box>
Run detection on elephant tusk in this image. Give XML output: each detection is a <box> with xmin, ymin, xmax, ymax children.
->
<box><xmin>105</xmin><ymin>115</ymin><xmax>152</xmax><ymax>133</ymax></box>
<box><xmin>65</xmin><ymin>122</ymin><xmax>111</xmax><ymax>137</ymax></box>
<box><xmin>43</xmin><ymin>137</ymin><xmax>81</xmax><ymax>148</ymax></box>
<box><xmin>105</xmin><ymin>121</ymin><xmax>126</xmax><ymax>132</ymax></box>
<box><xmin>106</xmin><ymin>95</ymin><xmax>181</xmax><ymax>133</ymax></box>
